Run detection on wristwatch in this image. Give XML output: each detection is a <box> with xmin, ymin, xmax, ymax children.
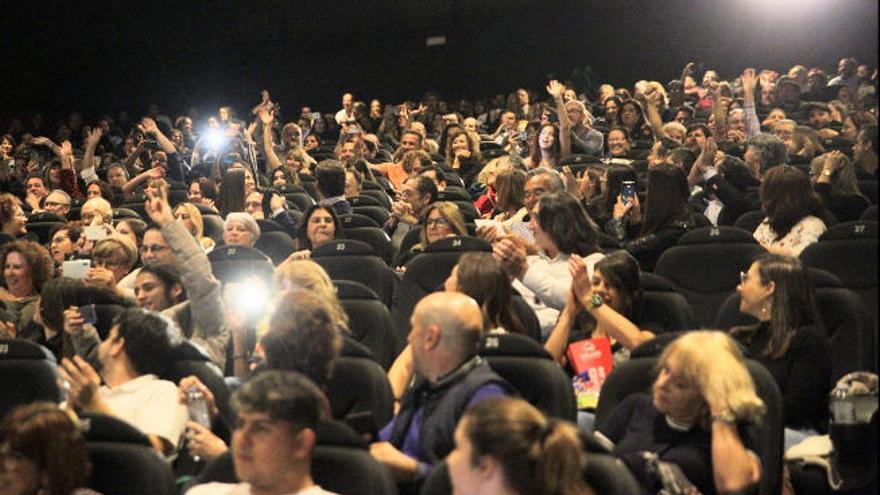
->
<box><xmin>585</xmin><ymin>294</ymin><xmax>604</xmax><ymax>312</ymax></box>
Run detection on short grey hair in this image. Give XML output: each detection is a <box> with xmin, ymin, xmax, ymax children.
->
<box><xmin>47</xmin><ymin>189</ymin><xmax>72</xmax><ymax>205</ymax></box>
<box><xmin>224</xmin><ymin>212</ymin><xmax>261</xmax><ymax>242</ymax></box>
<box><xmin>526</xmin><ymin>167</ymin><xmax>565</xmax><ymax>193</ymax></box>
<box><xmin>748</xmin><ymin>133</ymin><xmax>789</xmax><ymax>173</ymax></box>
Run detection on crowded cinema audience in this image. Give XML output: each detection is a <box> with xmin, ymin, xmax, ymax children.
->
<box><xmin>0</xmin><ymin>54</ymin><xmax>877</xmax><ymax>495</ymax></box>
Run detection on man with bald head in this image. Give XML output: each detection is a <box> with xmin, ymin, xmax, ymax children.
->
<box><xmin>370</xmin><ymin>292</ymin><xmax>512</xmax><ymax>487</ymax></box>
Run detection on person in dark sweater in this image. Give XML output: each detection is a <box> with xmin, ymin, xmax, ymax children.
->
<box><xmin>731</xmin><ymin>254</ymin><xmax>832</xmax><ymax>448</ymax></box>
<box><xmin>597</xmin><ymin>331</ymin><xmax>764</xmax><ymax>495</ymax></box>
<box><xmin>810</xmin><ymin>151</ymin><xmax>870</xmax><ymax>222</ymax></box>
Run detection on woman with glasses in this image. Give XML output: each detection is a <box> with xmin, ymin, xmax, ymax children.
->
<box><xmin>0</xmin><ymin>402</ymin><xmax>100</xmax><ymax>495</ymax></box>
<box><xmin>393</xmin><ymin>201</ymin><xmax>466</xmax><ymax>268</ymax></box>
<box><xmin>731</xmin><ymin>254</ymin><xmax>831</xmax><ymax>448</ymax></box>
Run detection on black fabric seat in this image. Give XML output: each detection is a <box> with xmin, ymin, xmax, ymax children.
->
<box><xmin>298</xmin><ymin>174</ymin><xmax>321</xmax><ymax>200</ymax></box>
<box><xmin>192</xmin><ymin>203</ymin><xmax>220</xmax><ymax>216</ymax></box>
<box><xmin>162</xmin><ymin>340</ymin><xmax>234</xmax><ymax>427</ymax></box>
<box><xmin>112</xmin><ymin>207</ymin><xmax>142</xmax><ymax>220</ymax></box>
<box><xmin>479</xmin><ymin>333</ymin><xmax>577</xmax><ymax>421</ymax></box>
<box><xmin>734</xmin><ymin>209</ymin><xmax>766</xmax><ymax>233</ymax></box>
<box><xmin>311</xmin><ymin>239</ymin><xmax>397</xmax><ymax>307</ymax></box>
<box><xmin>858</xmin><ymin>180</ymin><xmax>878</xmax><ymax>204</ymax></box>
<box><xmin>595</xmin><ymin>355</ymin><xmax>784</xmax><ymax>495</ymax></box>
<box><xmin>327</xmin><ymin>356</ymin><xmax>394</xmax><ymax>435</ymax></box>
<box><xmin>0</xmin><ymin>339</ymin><xmax>63</xmax><ymax>420</ymax></box>
<box><xmin>201</xmin><ymin>214</ymin><xmax>224</xmax><ymax>242</ymax></box>
<box><xmin>435</xmin><ymin>189</ymin><xmax>470</xmax><ymax>202</ymax></box>
<box><xmin>282</xmin><ymin>191</ymin><xmax>315</xmax><ymax>212</ymax></box>
<box><xmin>359</xmin><ymin>189</ymin><xmax>392</xmax><ymax>210</ymax></box>
<box><xmin>168</xmin><ymin>188</ymin><xmax>188</xmax><ymax>207</ymax></box>
<box><xmin>391</xmin><ymin>236</ymin><xmax>491</xmax><ymax>352</ymax></box>
<box><xmin>348</xmin><ymin>194</ymin><xmax>385</xmax><ymax>208</ymax></box>
<box><xmin>87</xmin><ymin>442</ymin><xmax>176</xmax><ymax>495</ymax></box>
<box><xmin>654</xmin><ymin>226</ymin><xmax>766</xmax><ymax>328</ymax></box>
<box><xmin>255</xmin><ymin>218</ymin><xmax>283</xmax><ymax>232</ymax></box>
<box><xmin>861</xmin><ymin>204</ymin><xmax>878</xmax><ymax>221</ymax></box>
<box><xmin>254</xmin><ymin>230</ymin><xmax>296</xmax><ymax>266</ymax></box>
<box><xmin>342</xmin><ymin>227</ymin><xmax>394</xmax><ymax>265</ymax></box>
<box><xmin>26</xmin><ymin>221</ymin><xmax>65</xmax><ymax>244</ymax></box>
<box><xmin>26</xmin><ymin>211</ymin><xmax>65</xmax><ymax>223</ymax></box>
<box><xmin>335</xmin><ymin>280</ymin><xmax>397</xmax><ymax>369</ymax></box>
<box><xmin>716</xmin><ymin>286</ymin><xmax>875</xmax><ymax>380</ymax></box>
<box><xmin>558</xmin><ymin>153</ymin><xmax>604</xmax><ymax>167</ymax></box>
<box><xmin>340</xmin><ymin>212</ymin><xmax>380</xmax><ymax>229</ymax></box>
<box><xmin>352</xmin><ymin>205</ymin><xmax>391</xmax><ymax>226</ymax></box>
<box><xmin>119</xmin><ymin>202</ymin><xmax>148</xmax><ymax>220</ymax></box>
<box><xmin>482</xmin><ymin>147</ymin><xmax>508</xmax><ymax>160</ymax></box>
<box><xmin>801</xmin><ymin>220</ymin><xmax>878</xmax><ymax>329</ymax></box>
<box><xmin>207</xmin><ymin>245</ymin><xmax>274</xmax><ymax>285</ymax></box>
<box><xmin>79</xmin><ymin>412</ymin><xmax>151</xmax><ymax>446</ymax></box>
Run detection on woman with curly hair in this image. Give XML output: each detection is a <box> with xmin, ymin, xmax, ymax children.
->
<box><xmin>0</xmin><ymin>240</ymin><xmax>54</xmax><ymax>338</ymax></box>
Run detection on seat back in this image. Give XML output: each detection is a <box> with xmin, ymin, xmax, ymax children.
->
<box><xmin>254</xmin><ymin>230</ymin><xmax>296</xmax><ymax>266</ymax></box>
<box><xmin>391</xmin><ymin>237</ymin><xmax>491</xmax><ymax>352</ymax></box>
<box><xmin>335</xmin><ymin>280</ymin><xmax>397</xmax><ymax>369</ymax></box>
<box><xmin>480</xmin><ymin>336</ymin><xmax>577</xmax><ymax>421</ymax></box>
<box><xmin>201</xmin><ymin>214</ymin><xmax>225</xmax><ymax>243</ymax></box>
<box><xmin>207</xmin><ymin>245</ymin><xmax>274</xmax><ymax>285</ymax></box>
<box><xmin>312</xmin><ymin>239</ymin><xmax>397</xmax><ymax>307</ymax></box>
<box><xmin>0</xmin><ymin>339</ymin><xmax>63</xmax><ymax>420</ymax></box>
<box><xmin>119</xmin><ymin>202</ymin><xmax>148</xmax><ymax>220</ymax></box>
<box><xmin>861</xmin><ymin>204</ymin><xmax>878</xmax><ymax>221</ymax></box>
<box><xmin>359</xmin><ymin>189</ymin><xmax>392</xmax><ymax>210</ymax></box>
<box><xmin>26</xmin><ymin>221</ymin><xmax>65</xmax><ymax>244</ymax></box>
<box><xmin>326</xmin><ymin>356</ymin><xmax>394</xmax><ymax>433</ymax></box>
<box><xmin>163</xmin><ymin>341</ymin><xmax>234</xmax><ymax>426</ymax></box>
<box><xmin>595</xmin><ymin>356</ymin><xmax>784</xmax><ymax>495</ymax></box>
<box><xmin>801</xmin><ymin>220</ymin><xmax>878</xmax><ymax>328</ymax></box>
<box><xmin>655</xmin><ymin>227</ymin><xmax>765</xmax><ymax>327</ymax></box>
<box><xmin>342</xmin><ymin>227</ymin><xmax>394</xmax><ymax>265</ymax></box>
<box><xmin>352</xmin><ymin>205</ymin><xmax>391</xmax><ymax>226</ymax></box>
<box><xmin>87</xmin><ymin>442</ymin><xmax>176</xmax><ymax>495</ymax></box>
<box><xmin>283</xmin><ymin>191</ymin><xmax>316</xmax><ymax>212</ymax></box>
<box><xmin>639</xmin><ymin>273</ymin><xmax>697</xmax><ymax>334</ymax></box>
<box><xmin>340</xmin><ymin>212</ymin><xmax>381</xmax><ymax>229</ymax></box>
<box><xmin>734</xmin><ymin>209</ymin><xmax>766</xmax><ymax>233</ymax></box>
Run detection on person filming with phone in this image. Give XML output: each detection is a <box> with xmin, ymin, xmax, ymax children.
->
<box><xmin>605</xmin><ymin>164</ymin><xmax>698</xmax><ymax>271</ymax></box>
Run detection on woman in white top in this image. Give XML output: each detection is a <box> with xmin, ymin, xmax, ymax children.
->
<box><xmin>494</xmin><ymin>192</ymin><xmax>604</xmax><ymax>338</ymax></box>
<box><xmin>753</xmin><ymin>165</ymin><xmax>826</xmax><ymax>256</ymax></box>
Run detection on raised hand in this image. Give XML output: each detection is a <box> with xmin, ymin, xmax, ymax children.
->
<box><xmin>60</xmin><ymin>140</ymin><xmax>73</xmax><ymax>156</ymax></box>
<box><xmin>59</xmin><ymin>356</ymin><xmax>103</xmax><ymax>411</ymax></box>
<box><xmin>63</xmin><ymin>306</ymin><xmax>86</xmax><ymax>335</ymax></box>
<box><xmin>86</xmin><ymin>127</ymin><xmax>104</xmax><ymax>147</ymax></box>
<box><xmin>258</xmin><ymin>107</ymin><xmax>274</xmax><ymax>126</ymax></box>
<box><xmin>546</xmin><ymin>80</ymin><xmax>565</xmax><ymax>99</ymax></box>
<box><xmin>141</xmin><ymin>117</ymin><xmax>159</xmax><ymax>135</ymax></box>
<box><xmin>740</xmin><ymin>68</ymin><xmax>758</xmax><ymax>95</ymax></box>
<box><xmin>568</xmin><ymin>254</ymin><xmax>594</xmax><ymax>304</ymax></box>
<box><xmin>144</xmin><ymin>187</ymin><xmax>174</xmax><ymax>226</ymax></box>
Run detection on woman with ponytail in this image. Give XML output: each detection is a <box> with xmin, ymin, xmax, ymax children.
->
<box><xmin>447</xmin><ymin>397</ymin><xmax>594</xmax><ymax>495</ymax></box>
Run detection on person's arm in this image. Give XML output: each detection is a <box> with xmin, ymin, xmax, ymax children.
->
<box><xmin>709</xmin><ymin>418</ymin><xmax>762</xmax><ymax>494</ymax></box>
<box><xmin>570</xmin><ymin>256</ymin><xmax>654</xmax><ymax>350</ymax></box>
<box><xmin>740</xmin><ymin>68</ymin><xmax>761</xmax><ymax>140</ymax></box>
<box><xmin>57</xmin><ymin>140</ymin><xmax>82</xmax><ymax>199</ymax></box>
<box><xmin>123</xmin><ymin>167</ymin><xmax>165</xmax><ymax>194</ymax></box>
<box><xmin>259</xmin><ymin>109</ymin><xmax>283</xmax><ymax>172</ymax></box>
<box><xmin>80</xmin><ymin>128</ymin><xmax>103</xmax><ymax>184</ymax></box>
<box><xmin>122</xmin><ymin>140</ymin><xmax>148</xmax><ymax>174</ymax></box>
<box><xmin>547</xmin><ymin>80</ymin><xmax>572</xmax><ymax>157</ymax></box>
<box><xmin>141</xmin><ymin>118</ymin><xmax>185</xmax><ymax>182</ymax></box>
<box><xmin>780</xmin><ymin>326</ymin><xmax>833</xmax><ymax>430</ymax></box>
<box><xmin>641</xmin><ymin>91</ymin><xmax>667</xmax><ymax>141</ymax></box>
<box><xmin>689</xmin><ymin>136</ymin><xmax>718</xmax><ymax>188</ymax></box>
<box><xmin>387</xmin><ymin>345</ymin><xmax>414</xmax><ymax>406</ymax></box>
<box><xmin>544</xmin><ymin>289</ymin><xmax>581</xmax><ymax>362</ymax></box>
<box><xmin>712</xmin><ymin>89</ymin><xmax>729</xmax><ymax>143</ymax></box>
<box><xmin>146</xmin><ymin>190</ymin><xmax>230</xmax><ymax>366</ymax></box>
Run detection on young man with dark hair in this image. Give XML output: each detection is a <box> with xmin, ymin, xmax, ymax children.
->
<box><xmin>854</xmin><ymin>123</ymin><xmax>878</xmax><ymax>179</ymax></box>
<box><xmin>315</xmin><ymin>159</ymin><xmax>352</xmax><ymax>216</ymax></box>
<box><xmin>60</xmin><ymin>307</ymin><xmax>188</xmax><ymax>455</ymax></box>
<box><xmin>186</xmin><ymin>370</ymin><xmax>340</xmax><ymax>495</ymax></box>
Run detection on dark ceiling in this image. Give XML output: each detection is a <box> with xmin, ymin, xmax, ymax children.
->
<box><xmin>2</xmin><ymin>0</ymin><xmax>877</xmax><ymax>123</ymax></box>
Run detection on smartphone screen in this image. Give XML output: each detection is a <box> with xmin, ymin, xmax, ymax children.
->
<box><xmin>621</xmin><ymin>181</ymin><xmax>636</xmax><ymax>205</ymax></box>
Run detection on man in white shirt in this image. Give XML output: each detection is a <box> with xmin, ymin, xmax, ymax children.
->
<box><xmin>334</xmin><ymin>93</ymin><xmax>355</xmax><ymax>125</ymax></box>
<box><xmin>60</xmin><ymin>308</ymin><xmax>187</xmax><ymax>455</ymax></box>
<box><xmin>186</xmin><ymin>371</ymin><xmax>339</xmax><ymax>495</ymax></box>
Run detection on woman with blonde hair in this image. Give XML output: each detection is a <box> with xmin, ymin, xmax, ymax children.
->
<box><xmin>174</xmin><ymin>202</ymin><xmax>215</xmax><ymax>251</ymax></box>
<box><xmin>394</xmin><ymin>201</ymin><xmax>466</xmax><ymax>268</ymax></box>
<box><xmin>273</xmin><ymin>258</ymin><xmax>349</xmax><ymax>332</ymax></box>
<box><xmin>448</xmin><ymin>397</ymin><xmax>594</xmax><ymax>495</ymax></box>
<box><xmin>597</xmin><ymin>331</ymin><xmax>764</xmax><ymax>495</ymax></box>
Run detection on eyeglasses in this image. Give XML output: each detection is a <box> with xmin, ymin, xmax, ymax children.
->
<box><xmin>426</xmin><ymin>217</ymin><xmax>450</xmax><ymax>228</ymax></box>
<box><xmin>44</xmin><ymin>201</ymin><xmax>70</xmax><ymax>208</ymax></box>
<box><xmin>739</xmin><ymin>271</ymin><xmax>749</xmax><ymax>284</ymax></box>
<box><xmin>175</xmin><ymin>213</ymin><xmax>191</xmax><ymax>220</ymax></box>
<box><xmin>524</xmin><ymin>188</ymin><xmax>545</xmax><ymax>199</ymax></box>
<box><xmin>140</xmin><ymin>244</ymin><xmax>169</xmax><ymax>254</ymax></box>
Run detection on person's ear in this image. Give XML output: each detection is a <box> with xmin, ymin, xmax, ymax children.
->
<box><xmin>423</xmin><ymin>324</ymin><xmax>442</xmax><ymax>350</ymax></box>
<box><xmin>764</xmin><ymin>280</ymin><xmax>776</xmax><ymax>299</ymax></box>
<box><xmin>477</xmin><ymin>454</ymin><xmax>500</xmax><ymax>480</ymax></box>
<box><xmin>290</xmin><ymin>427</ymin><xmax>316</xmax><ymax>462</ymax></box>
<box><xmin>169</xmin><ymin>283</ymin><xmax>184</xmax><ymax>301</ymax></box>
<box><xmin>111</xmin><ymin>336</ymin><xmax>126</xmax><ymax>357</ymax></box>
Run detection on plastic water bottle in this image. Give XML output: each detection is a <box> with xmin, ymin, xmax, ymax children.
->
<box><xmin>186</xmin><ymin>386</ymin><xmax>211</xmax><ymax>462</ymax></box>
<box><xmin>830</xmin><ymin>383</ymin><xmax>856</xmax><ymax>425</ymax></box>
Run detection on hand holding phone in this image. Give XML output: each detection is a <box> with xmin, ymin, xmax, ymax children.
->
<box><xmin>621</xmin><ymin>181</ymin><xmax>636</xmax><ymax>206</ymax></box>
<box><xmin>62</xmin><ymin>260</ymin><xmax>91</xmax><ymax>280</ymax></box>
